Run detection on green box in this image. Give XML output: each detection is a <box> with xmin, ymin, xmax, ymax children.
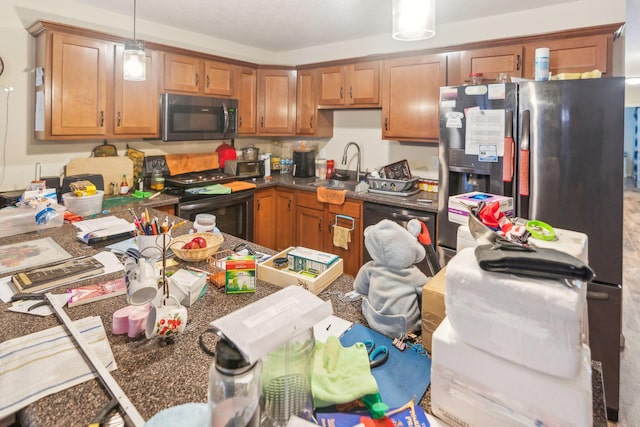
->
<box><xmin>225</xmin><ymin>255</ymin><xmax>256</xmax><ymax>294</ymax></box>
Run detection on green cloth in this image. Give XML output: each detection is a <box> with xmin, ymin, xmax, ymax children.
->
<box><xmin>188</xmin><ymin>184</ymin><xmax>231</xmax><ymax>195</ymax></box>
<box><xmin>311</xmin><ymin>336</ymin><xmax>379</xmax><ymax>408</ymax></box>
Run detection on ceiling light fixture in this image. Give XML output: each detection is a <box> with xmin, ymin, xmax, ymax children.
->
<box><xmin>392</xmin><ymin>0</ymin><xmax>435</xmax><ymax>41</ymax></box>
<box><xmin>123</xmin><ymin>0</ymin><xmax>146</xmax><ymax>81</ymax></box>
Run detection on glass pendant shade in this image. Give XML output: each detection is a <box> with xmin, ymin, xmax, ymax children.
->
<box><xmin>392</xmin><ymin>0</ymin><xmax>436</xmax><ymax>41</ymax></box>
<box><xmin>123</xmin><ymin>40</ymin><xmax>146</xmax><ymax>81</ymax></box>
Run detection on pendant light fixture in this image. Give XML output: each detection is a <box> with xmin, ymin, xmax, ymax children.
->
<box><xmin>392</xmin><ymin>0</ymin><xmax>436</xmax><ymax>41</ymax></box>
<box><xmin>123</xmin><ymin>0</ymin><xmax>146</xmax><ymax>81</ymax></box>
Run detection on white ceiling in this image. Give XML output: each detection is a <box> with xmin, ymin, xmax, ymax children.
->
<box><xmin>75</xmin><ymin>0</ymin><xmax>574</xmax><ymax>52</ymax></box>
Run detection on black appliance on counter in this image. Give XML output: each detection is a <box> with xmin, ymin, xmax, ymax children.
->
<box><xmin>437</xmin><ymin>78</ymin><xmax>625</xmax><ymax>420</ymax></box>
<box><xmin>143</xmin><ymin>155</ymin><xmax>253</xmax><ymax>241</ymax></box>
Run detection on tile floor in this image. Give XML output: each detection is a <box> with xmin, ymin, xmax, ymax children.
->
<box><xmin>617</xmin><ymin>182</ymin><xmax>640</xmax><ymax>425</ymax></box>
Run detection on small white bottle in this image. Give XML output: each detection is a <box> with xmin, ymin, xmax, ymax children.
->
<box><xmin>535</xmin><ymin>48</ymin><xmax>550</xmax><ymax>81</ymax></box>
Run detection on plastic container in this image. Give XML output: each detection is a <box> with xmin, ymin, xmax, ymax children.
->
<box><xmin>535</xmin><ymin>48</ymin><xmax>550</xmax><ymax>81</ymax></box>
<box><xmin>208</xmin><ymin>339</ymin><xmax>261</xmax><ymax>427</ymax></box>
<box><xmin>0</xmin><ymin>204</ymin><xmax>66</xmax><ymax>237</ymax></box>
<box><xmin>194</xmin><ymin>213</ymin><xmax>216</xmax><ymax>233</ymax></box>
<box><xmin>470</xmin><ymin>72</ymin><xmax>483</xmax><ymax>85</ymax></box>
<box><xmin>62</xmin><ymin>190</ymin><xmax>104</xmax><ymax>216</ymax></box>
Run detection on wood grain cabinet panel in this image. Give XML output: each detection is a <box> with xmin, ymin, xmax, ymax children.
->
<box><xmin>114</xmin><ymin>47</ymin><xmax>159</xmax><ymax>136</ymax></box>
<box><xmin>203</xmin><ymin>60</ymin><xmax>234</xmax><ymax>96</ymax></box>
<box><xmin>318</xmin><ymin>61</ymin><xmax>380</xmax><ymax>108</ymax></box>
<box><xmin>257</xmin><ymin>68</ymin><xmax>297</xmax><ymax>135</ymax></box>
<box><xmin>50</xmin><ymin>33</ymin><xmax>109</xmax><ymax>136</ymax></box>
<box><xmin>460</xmin><ymin>45</ymin><xmax>524</xmax><ymax>83</ymax></box>
<box><xmin>381</xmin><ymin>54</ymin><xmax>446</xmax><ymax>142</ymax></box>
<box><xmin>163</xmin><ymin>53</ymin><xmax>201</xmax><ymax>93</ymax></box>
<box><xmin>234</xmin><ymin>66</ymin><xmax>258</xmax><ymax>134</ymax></box>
<box><xmin>296</xmin><ymin>69</ymin><xmax>333</xmax><ymax>137</ymax></box>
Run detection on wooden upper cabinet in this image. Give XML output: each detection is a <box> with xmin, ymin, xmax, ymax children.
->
<box><xmin>296</xmin><ymin>69</ymin><xmax>333</xmax><ymax>137</ymax></box>
<box><xmin>318</xmin><ymin>61</ymin><xmax>380</xmax><ymax>108</ymax></box>
<box><xmin>114</xmin><ymin>46</ymin><xmax>160</xmax><ymax>136</ymax></box>
<box><xmin>163</xmin><ymin>53</ymin><xmax>201</xmax><ymax>93</ymax></box>
<box><xmin>523</xmin><ymin>34</ymin><xmax>611</xmax><ymax>79</ymax></box>
<box><xmin>381</xmin><ymin>54</ymin><xmax>447</xmax><ymax>142</ymax></box>
<box><xmin>234</xmin><ymin>66</ymin><xmax>257</xmax><ymax>134</ymax></box>
<box><xmin>257</xmin><ymin>68</ymin><xmax>297</xmax><ymax>135</ymax></box>
<box><xmin>460</xmin><ymin>45</ymin><xmax>524</xmax><ymax>84</ymax></box>
<box><xmin>203</xmin><ymin>60</ymin><xmax>234</xmax><ymax>96</ymax></box>
<box><xmin>49</xmin><ymin>32</ymin><xmax>109</xmax><ymax>137</ymax></box>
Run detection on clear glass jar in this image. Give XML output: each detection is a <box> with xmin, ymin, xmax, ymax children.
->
<box><xmin>150</xmin><ymin>169</ymin><xmax>165</xmax><ymax>191</ymax></box>
<box><xmin>208</xmin><ymin>339</ymin><xmax>261</xmax><ymax>427</ymax></box>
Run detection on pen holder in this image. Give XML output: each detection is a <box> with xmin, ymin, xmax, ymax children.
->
<box><xmin>136</xmin><ymin>234</ymin><xmax>173</xmax><ymax>259</ymax></box>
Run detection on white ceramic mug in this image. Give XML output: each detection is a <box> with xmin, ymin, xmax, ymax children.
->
<box><xmin>125</xmin><ymin>258</ymin><xmax>160</xmax><ymax>305</ymax></box>
<box><xmin>136</xmin><ymin>234</ymin><xmax>172</xmax><ymax>259</ymax></box>
<box><xmin>145</xmin><ymin>295</ymin><xmax>188</xmax><ymax>339</ymax></box>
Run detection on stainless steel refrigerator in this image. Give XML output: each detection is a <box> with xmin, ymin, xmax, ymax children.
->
<box><xmin>437</xmin><ymin>78</ymin><xmax>625</xmax><ymax>421</ymax></box>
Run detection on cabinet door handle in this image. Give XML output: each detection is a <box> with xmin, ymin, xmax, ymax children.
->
<box><xmin>349</xmin><ymin>86</ymin><xmax>353</xmax><ymax>99</ymax></box>
<box><xmin>340</xmin><ymin>87</ymin><xmax>343</xmax><ymax>99</ymax></box>
<box><xmin>318</xmin><ymin>218</ymin><xmax>322</xmax><ymax>232</ymax></box>
<box><xmin>310</xmin><ymin>116</ymin><xmax>313</xmax><ymax>129</ymax></box>
<box><xmin>260</xmin><ymin>117</ymin><xmax>264</xmax><ymax>128</ymax></box>
<box><xmin>195</xmin><ymin>73</ymin><xmax>199</xmax><ymax>86</ymax></box>
<box><xmin>239</xmin><ymin>116</ymin><xmax>243</xmax><ymax>128</ymax></box>
<box><xmin>288</xmin><ymin>199</ymin><xmax>291</xmax><ymax>211</ymax></box>
<box><xmin>100</xmin><ymin>111</ymin><xmax>104</xmax><ymax>127</ymax></box>
<box><xmin>117</xmin><ymin>111</ymin><xmax>121</xmax><ymax>127</ymax></box>
<box><xmin>516</xmin><ymin>54</ymin><xmax>521</xmax><ymax>71</ymax></box>
<box><xmin>206</xmin><ymin>75</ymin><xmax>210</xmax><ymax>88</ymax></box>
<box><xmin>384</xmin><ymin>117</ymin><xmax>388</xmax><ymax>131</ymax></box>
<box><xmin>257</xmin><ymin>199</ymin><xmax>261</xmax><ymax>210</ymax></box>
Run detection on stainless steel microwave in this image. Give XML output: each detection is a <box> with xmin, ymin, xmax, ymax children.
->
<box><xmin>161</xmin><ymin>93</ymin><xmax>238</xmax><ymax>141</ymax></box>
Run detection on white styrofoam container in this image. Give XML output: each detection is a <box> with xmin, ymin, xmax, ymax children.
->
<box><xmin>445</xmin><ymin>247</ymin><xmax>587</xmax><ymax>378</ymax></box>
<box><xmin>431</xmin><ymin>318</ymin><xmax>592</xmax><ymax>427</ymax></box>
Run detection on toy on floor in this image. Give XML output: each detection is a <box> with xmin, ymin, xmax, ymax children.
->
<box><xmin>353</xmin><ymin>219</ymin><xmax>429</xmax><ymax>338</ymax></box>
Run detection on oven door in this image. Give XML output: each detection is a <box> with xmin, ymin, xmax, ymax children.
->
<box><xmin>176</xmin><ymin>191</ymin><xmax>254</xmax><ymax>241</ymax></box>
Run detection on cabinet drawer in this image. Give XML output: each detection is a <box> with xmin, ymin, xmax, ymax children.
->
<box><xmin>328</xmin><ymin>199</ymin><xmax>362</xmax><ymax>218</ymax></box>
<box><xmin>297</xmin><ymin>190</ymin><xmax>324</xmax><ymax>210</ymax></box>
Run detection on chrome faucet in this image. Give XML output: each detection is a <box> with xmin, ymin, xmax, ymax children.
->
<box><xmin>341</xmin><ymin>141</ymin><xmax>362</xmax><ymax>181</ymax></box>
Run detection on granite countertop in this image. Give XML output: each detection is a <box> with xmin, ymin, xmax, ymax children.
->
<box><xmin>251</xmin><ymin>173</ymin><xmax>439</xmax><ymax>213</ymax></box>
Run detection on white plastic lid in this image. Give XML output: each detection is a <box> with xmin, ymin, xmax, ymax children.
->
<box><xmin>535</xmin><ymin>47</ymin><xmax>549</xmax><ymax>58</ymax></box>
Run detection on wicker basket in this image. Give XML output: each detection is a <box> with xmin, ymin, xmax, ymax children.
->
<box><xmin>170</xmin><ymin>233</ymin><xmax>224</xmax><ymax>262</ymax></box>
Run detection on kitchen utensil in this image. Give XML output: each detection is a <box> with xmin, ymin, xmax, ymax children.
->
<box><xmin>216</xmin><ymin>142</ymin><xmax>237</xmax><ymax>169</ymax></box>
<box><xmin>382</xmin><ymin>160</ymin><xmax>412</xmax><ymax>180</ymax></box>
<box><xmin>293</xmin><ymin>150</ymin><xmax>315</xmax><ymax>178</ymax></box>
<box><xmin>241</xmin><ymin>145</ymin><xmax>259</xmax><ymax>161</ymax></box>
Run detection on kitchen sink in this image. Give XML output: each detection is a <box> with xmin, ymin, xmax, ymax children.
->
<box><xmin>308</xmin><ymin>179</ymin><xmax>360</xmax><ymax>192</ymax></box>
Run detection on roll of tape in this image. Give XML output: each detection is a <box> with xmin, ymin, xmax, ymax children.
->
<box><xmin>526</xmin><ymin>220</ymin><xmax>556</xmax><ymax>241</ymax></box>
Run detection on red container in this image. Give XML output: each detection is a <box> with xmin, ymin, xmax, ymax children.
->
<box><xmin>326</xmin><ymin>160</ymin><xmax>335</xmax><ymax>179</ymax></box>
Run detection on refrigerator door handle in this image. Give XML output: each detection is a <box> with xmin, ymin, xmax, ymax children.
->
<box><xmin>519</xmin><ymin>109</ymin><xmax>531</xmax><ymax>197</ymax></box>
<box><xmin>503</xmin><ymin>110</ymin><xmax>515</xmax><ymax>186</ymax></box>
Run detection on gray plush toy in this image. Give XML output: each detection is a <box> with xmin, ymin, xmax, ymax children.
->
<box><xmin>353</xmin><ymin>219</ymin><xmax>429</xmax><ymax>338</ymax></box>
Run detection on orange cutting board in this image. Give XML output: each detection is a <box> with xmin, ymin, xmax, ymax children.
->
<box><xmin>222</xmin><ymin>181</ymin><xmax>257</xmax><ymax>192</ymax></box>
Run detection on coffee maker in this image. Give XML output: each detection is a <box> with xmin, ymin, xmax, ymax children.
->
<box><xmin>293</xmin><ymin>149</ymin><xmax>315</xmax><ymax>178</ymax></box>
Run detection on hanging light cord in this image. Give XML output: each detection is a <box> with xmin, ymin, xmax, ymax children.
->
<box><xmin>0</xmin><ymin>89</ymin><xmax>10</xmax><ymax>186</ymax></box>
<box><xmin>133</xmin><ymin>0</ymin><xmax>137</xmax><ymax>41</ymax></box>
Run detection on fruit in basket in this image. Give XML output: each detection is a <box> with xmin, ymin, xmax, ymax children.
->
<box><xmin>181</xmin><ymin>237</ymin><xmax>207</xmax><ymax>250</ymax></box>
<box><xmin>191</xmin><ymin>236</ymin><xmax>207</xmax><ymax>248</ymax></box>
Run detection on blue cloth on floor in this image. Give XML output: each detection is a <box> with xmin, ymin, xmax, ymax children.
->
<box><xmin>340</xmin><ymin>323</ymin><xmax>431</xmax><ymax>409</ymax></box>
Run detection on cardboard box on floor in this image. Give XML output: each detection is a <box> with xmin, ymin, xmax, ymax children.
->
<box><xmin>421</xmin><ymin>266</ymin><xmax>447</xmax><ymax>353</ymax></box>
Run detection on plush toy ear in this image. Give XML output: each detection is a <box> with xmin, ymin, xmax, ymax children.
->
<box><xmin>407</xmin><ymin>219</ymin><xmax>421</xmax><ymax>237</ymax></box>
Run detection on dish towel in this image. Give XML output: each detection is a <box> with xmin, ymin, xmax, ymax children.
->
<box><xmin>317</xmin><ymin>187</ymin><xmax>346</xmax><ymax>205</ymax></box>
<box><xmin>186</xmin><ymin>184</ymin><xmax>231</xmax><ymax>195</ymax></box>
<box><xmin>0</xmin><ymin>316</ymin><xmax>116</xmax><ymax>419</ymax></box>
<box><xmin>333</xmin><ymin>225</ymin><xmax>351</xmax><ymax>250</ymax></box>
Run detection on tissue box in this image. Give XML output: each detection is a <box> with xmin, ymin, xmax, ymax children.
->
<box><xmin>448</xmin><ymin>192</ymin><xmax>513</xmax><ymax>225</ymax></box>
<box><xmin>431</xmin><ymin>318</ymin><xmax>592</xmax><ymax>427</ymax></box>
<box><xmin>226</xmin><ymin>255</ymin><xmax>256</xmax><ymax>294</ymax></box>
<box><xmin>168</xmin><ymin>269</ymin><xmax>207</xmax><ymax>306</ymax></box>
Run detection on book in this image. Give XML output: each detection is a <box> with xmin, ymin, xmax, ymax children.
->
<box><xmin>76</xmin><ymin>222</ymin><xmax>136</xmax><ymax>245</ymax></box>
<box><xmin>11</xmin><ymin>256</ymin><xmax>105</xmax><ymax>293</ymax></box>
<box><xmin>0</xmin><ymin>237</ymin><xmax>72</xmax><ymax>276</ymax></box>
<box><xmin>67</xmin><ymin>277</ymin><xmax>126</xmax><ymax>307</ymax></box>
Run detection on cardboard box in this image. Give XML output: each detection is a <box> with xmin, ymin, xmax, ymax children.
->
<box><xmin>448</xmin><ymin>192</ymin><xmax>513</xmax><ymax>225</ymax></box>
<box><xmin>225</xmin><ymin>255</ymin><xmax>256</xmax><ymax>294</ymax></box>
<box><xmin>421</xmin><ymin>266</ymin><xmax>447</xmax><ymax>353</ymax></box>
<box><xmin>257</xmin><ymin>247</ymin><xmax>343</xmax><ymax>295</ymax></box>
<box><xmin>286</xmin><ymin>246</ymin><xmax>340</xmax><ymax>274</ymax></box>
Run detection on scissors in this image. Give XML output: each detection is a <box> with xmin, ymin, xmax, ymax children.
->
<box><xmin>362</xmin><ymin>339</ymin><xmax>390</xmax><ymax>369</ymax></box>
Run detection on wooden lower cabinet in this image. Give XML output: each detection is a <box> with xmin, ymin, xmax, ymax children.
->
<box><xmin>295</xmin><ymin>190</ymin><xmax>363</xmax><ymax>277</ymax></box>
<box><xmin>254</xmin><ymin>187</ymin><xmax>295</xmax><ymax>251</ymax></box>
<box><xmin>153</xmin><ymin>204</ymin><xmax>175</xmax><ymax>216</ymax></box>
